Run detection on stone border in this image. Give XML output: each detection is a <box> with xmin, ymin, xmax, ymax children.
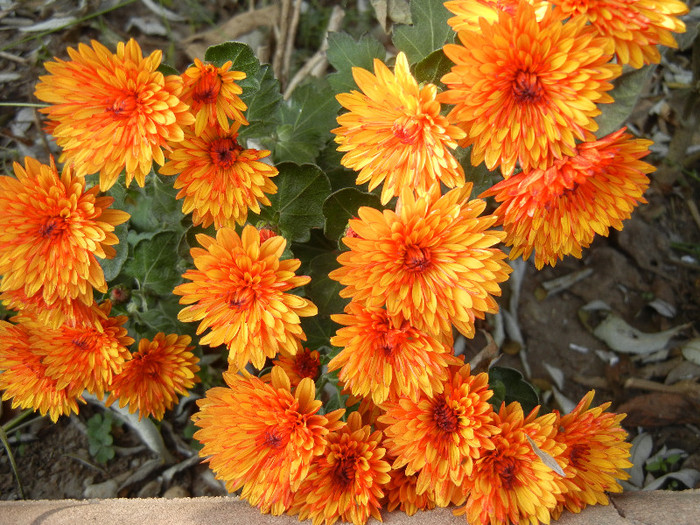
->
<box><xmin>0</xmin><ymin>490</ymin><xmax>698</xmax><ymax>525</ymax></box>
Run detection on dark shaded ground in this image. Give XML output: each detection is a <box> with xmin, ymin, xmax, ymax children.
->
<box><xmin>1</xmin><ymin>0</ymin><xmax>700</xmax><ymax>500</ymax></box>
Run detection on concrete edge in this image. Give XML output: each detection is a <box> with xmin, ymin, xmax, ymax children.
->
<box><xmin>0</xmin><ymin>490</ymin><xmax>698</xmax><ymax>525</ymax></box>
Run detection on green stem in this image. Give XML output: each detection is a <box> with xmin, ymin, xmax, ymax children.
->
<box><xmin>0</xmin><ymin>423</ymin><xmax>25</xmax><ymax>499</ymax></box>
<box><xmin>2</xmin><ymin>408</ymin><xmax>34</xmax><ymax>433</ymax></box>
<box><xmin>0</xmin><ymin>102</ymin><xmax>48</xmax><ymax>108</ymax></box>
<box><xmin>0</xmin><ymin>0</ymin><xmax>139</xmax><ymax>52</ymax></box>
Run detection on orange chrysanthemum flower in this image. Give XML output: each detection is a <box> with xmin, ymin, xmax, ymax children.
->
<box><xmin>106</xmin><ymin>333</ymin><xmax>200</xmax><ymax>420</ymax></box>
<box><xmin>481</xmin><ymin>128</ymin><xmax>654</xmax><ymax>269</ymax></box>
<box><xmin>34</xmin><ymin>39</ymin><xmax>194</xmax><ymax>191</ymax></box>
<box><xmin>0</xmin><ymin>320</ymin><xmax>82</xmax><ymax>422</ymax></box>
<box><xmin>444</xmin><ymin>0</ymin><xmax>550</xmax><ymax>33</ymax></box>
<box><xmin>289</xmin><ymin>411</ymin><xmax>391</xmax><ymax>525</ymax></box>
<box><xmin>550</xmin><ymin>0</ymin><xmax>688</xmax><ymax>69</ymax></box>
<box><xmin>552</xmin><ymin>391</ymin><xmax>632</xmax><ymax>516</ymax></box>
<box><xmin>385</xmin><ymin>465</ymin><xmax>438</xmax><ymax>515</ymax></box>
<box><xmin>329</xmin><ymin>186</ymin><xmax>510</xmax><ymax>338</ymax></box>
<box><xmin>0</xmin><ymin>157</ymin><xmax>129</xmax><ymax>328</ymax></box>
<box><xmin>159</xmin><ymin>124</ymin><xmax>278</xmax><ymax>229</ymax></box>
<box><xmin>181</xmin><ymin>57</ymin><xmax>248</xmax><ymax>136</ymax></box>
<box><xmin>272</xmin><ymin>347</ymin><xmax>321</xmax><ymax>388</ymax></box>
<box><xmin>440</xmin><ymin>2</ymin><xmax>621</xmax><ymax>176</ymax></box>
<box><xmin>457</xmin><ymin>403</ymin><xmax>567</xmax><ymax>525</ymax></box>
<box><xmin>333</xmin><ymin>51</ymin><xmax>466</xmax><ymax>205</ymax></box>
<box><xmin>378</xmin><ymin>365</ymin><xmax>498</xmax><ymax>506</ymax></box>
<box><xmin>329</xmin><ymin>301</ymin><xmax>462</xmax><ymax>404</ymax></box>
<box><xmin>27</xmin><ymin>301</ymin><xmax>133</xmax><ymax>400</ymax></box>
<box><xmin>174</xmin><ymin>226</ymin><xmax>317</xmax><ymax>370</ymax></box>
<box><xmin>193</xmin><ymin>367</ymin><xmax>344</xmax><ymax>515</ymax></box>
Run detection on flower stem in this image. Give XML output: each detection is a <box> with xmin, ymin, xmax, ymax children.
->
<box><xmin>0</xmin><ymin>102</ymin><xmax>48</xmax><ymax>108</ymax></box>
<box><xmin>0</xmin><ymin>422</ymin><xmax>26</xmax><ymax>499</ymax></box>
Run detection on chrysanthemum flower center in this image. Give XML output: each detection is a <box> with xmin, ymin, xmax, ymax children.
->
<box><xmin>392</xmin><ymin>116</ymin><xmax>422</xmax><ymax>145</ymax></box>
<box><xmin>226</xmin><ymin>285</ymin><xmax>256</xmax><ymax>311</ymax></box>
<box><xmin>569</xmin><ymin>442</ymin><xmax>590</xmax><ymax>468</ymax></box>
<box><xmin>39</xmin><ymin>216</ymin><xmax>68</xmax><ymax>240</ymax></box>
<box><xmin>209</xmin><ymin>138</ymin><xmax>243</xmax><ymax>169</ymax></box>
<box><xmin>107</xmin><ymin>91</ymin><xmax>140</xmax><ymax>118</ymax></box>
<box><xmin>332</xmin><ymin>450</ymin><xmax>360</xmax><ymax>487</ymax></box>
<box><xmin>192</xmin><ymin>68</ymin><xmax>222</xmax><ymax>105</ymax></box>
<box><xmin>495</xmin><ymin>455</ymin><xmax>520</xmax><ymax>489</ymax></box>
<box><xmin>263</xmin><ymin>427</ymin><xmax>286</xmax><ymax>449</ymax></box>
<box><xmin>511</xmin><ymin>70</ymin><xmax>544</xmax><ymax>104</ymax></box>
<box><xmin>402</xmin><ymin>244</ymin><xmax>432</xmax><ymax>273</ymax></box>
<box><xmin>294</xmin><ymin>352</ymin><xmax>320</xmax><ymax>379</ymax></box>
<box><xmin>432</xmin><ymin>397</ymin><xmax>460</xmax><ymax>433</ymax></box>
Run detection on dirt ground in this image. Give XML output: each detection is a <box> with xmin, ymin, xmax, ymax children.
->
<box><xmin>1</xmin><ymin>0</ymin><xmax>699</xmax><ymax>501</ymax></box>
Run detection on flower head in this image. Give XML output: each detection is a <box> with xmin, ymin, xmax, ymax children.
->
<box><xmin>550</xmin><ymin>0</ymin><xmax>688</xmax><ymax>68</ymax></box>
<box><xmin>552</xmin><ymin>391</ymin><xmax>632</xmax><ymax>516</ymax></box>
<box><xmin>106</xmin><ymin>333</ymin><xmax>200</xmax><ymax>420</ymax></box>
<box><xmin>28</xmin><ymin>301</ymin><xmax>133</xmax><ymax>400</ymax></box>
<box><xmin>193</xmin><ymin>367</ymin><xmax>344</xmax><ymax>514</ymax></box>
<box><xmin>159</xmin><ymin>125</ymin><xmax>277</xmax><ymax>229</ymax></box>
<box><xmin>181</xmin><ymin>57</ymin><xmax>248</xmax><ymax>136</ymax></box>
<box><xmin>272</xmin><ymin>347</ymin><xmax>321</xmax><ymax>388</ymax></box>
<box><xmin>384</xmin><ymin>466</ymin><xmax>438</xmax><ymax>515</ymax></box>
<box><xmin>329</xmin><ymin>301</ymin><xmax>462</xmax><ymax>404</ymax></box>
<box><xmin>0</xmin><ymin>157</ymin><xmax>129</xmax><ymax>327</ymax></box>
<box><xmin>444</xmin><ymin>0</ymin><xmax>550</xmax><ymax>33</ymax></box>
<box><xmin>35</xmin><ymin>39</ymin><xmax>194</xmax><ymax>190</ymax></box>
<box><xmin>333</xmin><ymin>52</ymin><xmax>466</xmax><ymax>205</ymax></box>
<box><xmin>481</xmin><ymin>128</ymin><xmax>654</xmax><ymax>268</ymax></box>
<box><xmin>174</xmin><ymin>226</ymin><xmax>317</xmax><ymax>370</ymax></box>
<box><xmin>330</xmin><ymin>186</ymin><xmax>510</xmax><ymax>338</ymax></box>
<box><xmin>378</xmin><ymin>365</ymin><xmax>498</xmax><ymax>506</ymax></box>
<box><xmin>440</xmin><ymin>2</ymin><xmax>620</xmax><ymax>176</ymax></box>
<box><xmin>0</xmin><ymin>320</ymin><xmax>82</xmax><ymax>422</ymax></box>
<box><xmin>457</xmin><ymin>403</ymin><xmax>567</xmax><ymax>525</ymax></box>
<box><xmin>289</xmin><ymin>411</ymin><xmax>391</xmax><ymax>525</ymax></box>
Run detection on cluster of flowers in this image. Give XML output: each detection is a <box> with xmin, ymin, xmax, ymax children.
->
<box><xmin>0</xmin><ymin>0</ymin><xmax>688</xmax><ymax>524</ymax></box>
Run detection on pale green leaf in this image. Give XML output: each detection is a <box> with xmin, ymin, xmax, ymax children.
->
<box><xmin>392</xmin><ymin>0</ymin><xmax>452</xmax><ymax>63</ymax></box>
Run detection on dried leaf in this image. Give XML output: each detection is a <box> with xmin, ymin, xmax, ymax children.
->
<box><xmin>626</xmin><ymin>433</ymin><xmax>654</xmax><ymax>488</ymax></box>
<box><xmin>543</xmin><ymin>362</ymin><xmax>565</xmax><ymax>390</ymax></box>
<box><xmin>525</xmin><ymin>435</ymin><xmax>565</xmax><ymax>477</ymax></box>
<box><xmin>592</xmin><ymin>313</ymin><xmax>689</xmax><ymax>354</ymax></box>
<box><xmin>681</xmin><ymin>338</ymin><xmax>700</xmax><ymax>366</ymax></box>
<box><xmin>642</xmin><ymin>469</ymin><xmax>700</xmax><ymax>491</ymax></box>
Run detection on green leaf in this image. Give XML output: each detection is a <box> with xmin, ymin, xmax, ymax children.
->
<box><xmin>301</xmin><ymin>315</ymin><xmax>338</xmax><ymax>350</ymax></box>
<box><xmin>124</xmin><ymin>231</ymin><xmax>182</xmax><ymax>296</ymax></box>
<box><xmin>204</xmin><ymin>42</ymin><xmax>260</xmax><ymax>81</ymax></box>
<box><xmin>413</xmin><ymin>48</ymin><xmax>453</xmax><ymax>85</ymax></box>
<box><xmin>239</xmin><ymin>64</ymin><xmax>282</xmax><ymax>141</ymax></box>
<box><xmin>488</xmin><ymin>366</ymin><xmax>539</xmax><ymax>414</ymax></box>
<box><xmin>327</xmin><ymin>32</ymin><xmax>386</xmax><ymax>94</ymax></box>
<box><xmin>117</xmin><ymin>174</ymin><xmax>184</xmax><ymax>234</ymax></box>
<box><xmin>100</xmin><ymin>223</ymin><xmax>129</xmax><ymax>282</ymax></box>
<box><xmin>392</xmin><ymin>0</ymin><xmax>452</xmax><ymax>63</ymax></box>
<box><xmin>596</xmin><ymin>65</ymin><xmax>655</xmax><ymax>138</ymax></box>
<box><xmin>271</xmin><ymin>81</ymin><xmax>340</xmax><ymax>164</ymax></box>
<box><xmin>306</xmin><ymin>251</ymin><xmax>349</xmax><ymax>317</ymax></box>
<box><xmin>323</xmin><ymin>188</ymin><xmax>382</xmax><ymax>243</ymax></box>
<box><xmin>251</xmin><ymin>163</ymin><xmax>331</xmax><ymax>243</ymax></box>
<box><xmin>157</xmin><ymin>63</ymin><xmax>179</xmax><ymax>76</ymax></box>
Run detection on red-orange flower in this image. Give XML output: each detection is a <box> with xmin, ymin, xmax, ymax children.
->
<box><xmin>481</xmin><ymin>128</ymin><xmax>654</xmax><ymax>269</ymax></box>
<box><xmin>457</xmin><ymin>403</ymin><xmax>567</xmax><ymax>525</ymax></box>
<box><xmin>440</xmin><ymin>2</ymin><xmax>620</xmax><ymax>176</ymax></box>
<box><xmin>106</xmin><ymin>333</ymin><xmax>200</xmax><ymax>420</ymax></box>
<box><xmin>181</xmin><ymin>57</ymin><xmax>248</xmax><ymax>136</ymax></box>
<box><xmin>550</xmin><ymin>0</ymin><xmax>688</xmax><ymax>68</ymax></box>
<box><xmin>28</xmin><ymin>301</ymin><xmax>133</xmax><ymax>400</ymax></box>
<box><xmin>272</xmin><ymin>347</ymin><xmax>321</xmax><ymax>388</ymax></box>
<box><xmin>329</xmin><ymin>301</ymin><xmax>462</xmax><ymax>404</ymax></box>
<box><xmin>378</xmin><ymin>365</ymin><xmax>498</xmax><ymax>506</ymax></box>
<box><xmin>0</xmin><ymin>157</ymin><xmax>129</xmax><ymax>328</ymax></box>
<box><xmin>289</xmin><ymin>411</ymin><xmax>391</xmax><ymax>525</ymax></box>
<box><xmin>333</xmin><ymin>51</ymin><xmax>466</xmax><ymax>205</ymax></box>
<box><xmin>329</xmin><ymin>186</ymin><xmax>510</xmax><ymax>338</ymax></box>
<box><xmin>174</xmin><ymin>226</ymin><xmax>317</xmax><ymax>370</ymax></box>
<box><xmin>552</xmin><ymin>391</ymin><xmax>632</xmax><ymax>516</ymax></box>
<box><xmin>193</xmin><ymin>367</ymin><xmax>344</xmax><ymax>515</ymax></box>
<box><xmin>384</xmin><ymin>465</ymin><xmax>438</xmax><ymax>515</ymax></box>
<box><xmin>0</xmin><ymin>320</ymin><xmax>82</xmax><ymax>422</ymax></box>
<box><xmin>444</xmin><ymin>0</ymin><xmax>550</xmax><ymax>33</ymax></box>
<box><xmin>159</xmin><ymin>124</ymin><xmax>277</xmax><ymax>229</ymax></box>
<box><xmin>35</xmin><ymin>39</ymin><xmax>194</xmax><ymax>190</ymax></box>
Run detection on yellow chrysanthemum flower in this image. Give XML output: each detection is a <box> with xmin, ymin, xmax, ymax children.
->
<box><xmin>333</xmin><ymin>51</ymin><xmax>466</xmax><ymax>205</ymax></box>
<box><xmin>35</xmin><ymin>39</ymin><xmax>195</xmax><ymax>190</ymax></box>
